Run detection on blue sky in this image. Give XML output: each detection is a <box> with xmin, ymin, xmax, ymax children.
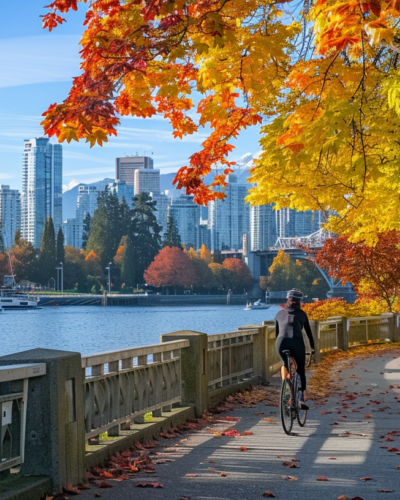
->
<box><xmin>0</xmin><ymin>1</ymin><xmax>262</xmax><ymax>192</ymax></box>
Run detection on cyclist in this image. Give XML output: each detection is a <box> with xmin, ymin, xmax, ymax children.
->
<box><xmin>275</xmin><ymin>288</ymin><xmax>315</xmax><ymax>407</ymax></box>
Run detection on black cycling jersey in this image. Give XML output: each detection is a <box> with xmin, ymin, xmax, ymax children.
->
<box><xmin>275</xmin><ymin>307</ymin><xmax>315</xmax><ymax>350</ymax></box>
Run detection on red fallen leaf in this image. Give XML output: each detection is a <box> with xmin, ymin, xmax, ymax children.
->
<box><xmin>63</xmin><ymin>483</ymin><xmax>81</xmax><ymax>495</ymax></box>
<box><xmin>365</xmin><ymin>415</ymin><xmax>373</xmax><ymax>418</ymax></box>
<box><xmin>320</xmin><ymin>411</ymin><xmax>332</xmax><ymax>415</ymax></box>
<box><xmin>100</xmin><ymin>472</ymin><xmax>113</xmax><ymax>478</ymax></box>
<box><xmin>262</xmin><ymin>418</ymin><xmax>276</xmax><ymax>422</ymax></box>
<box><xmin>317</xmin><ymin>476</ymin><xmax>329</xmax><ymax>481</ymax></box>
<box><xmin>386</xmin><ymin>437</ymin><xmax>394</xmax><ymax>441</ymax></box>
<box><xmin>337</xmin><ymin>496</ymin><xmax>348</xmax><ymax>500</ymax></box>
<box><xmin>243</xmin><ymin>431</ymin><xmax>253</xmax><ymax>436</ymax></box>
<box><xmin>98</xmin><ymin>482</ymin><xmax>113</xmax><ymax>488</ymax></box>
<box><xmin>282</xmin><ymin>462</ymin><xmax>300</xmax><ymax>468</ymax></box>
<box><xmin>328</xmin><ymin>457</ymin><xmax>337</xmax><ymax>460</ymax></box>
<box><xmin>254</xmin><ymin>412</ymin><xmax>265</xmax><ymax>415</ymax></box>
<box><xmin>115</xmin><ymin>475</ymin><xmax>130</xmax><ymax>481</ymax></box>
<box><xmin>282</xmin><ymin>475</ymin><xmax>298</xmax><ymax>481</ymax></box>
<box><xmin>185</xmin><ymin>474</ymin><xmax>198</xmax><ymax>477</ymax></box>
<box><xmin>360</xmin><ymin>477</ymin><xmax>374</xmax><ymax>481</ymax></box>
<box><xmin>240</xmin><ymin>446</ymin><xmax>248</xmax><ymax>451</ymax></box>
<box><xmin>144</xmin><ymin>469</ymin><xmax>156</xmax><ymax>473</ymax></box>
<box><xmin>135</xmin><ymin>482</ymin><xmax>164</xmax><ymax>488</ymax></box>
<box><xmin>263</xmin><ymin>492</ymin><xmax>276</xmax><ymax>498</ymax></box>
<box><xmin>134</xmin><ymin>441</ymin><xmax>145</xmax><ymax>450</ymax></box>
<box><xmin>377</xmin><ymin>489</ymin><xmax>394</xmax><ymax>492</ymax></box>
<box><xmin>220</xmin><ymin>473</ymin><xmax>227</xmax><ymax>477</ymax></box>
<box><xmin>331</xmin><ymin>422</ymin><xmax>339</xmax><ymax>425</ymax></box>
<box><xmin>121</xmin><ymin>450</ymin><xmax>131</xmax><ymax>457</ymax></box>
<box><xmin>388</xmin><ymin>447</ymin><xmax>399</xmax><ymax>452</ymax></box>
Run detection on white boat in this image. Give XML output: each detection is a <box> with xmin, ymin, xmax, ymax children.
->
<box><xmin>0</xmin><ymin>287</ymin><xmax>39</xmax><ymax>309</ymax></box>
<box><xmin>243</xmin><ymin>299</ymin><xmax>271</xmax><ymax>310</ymax></box>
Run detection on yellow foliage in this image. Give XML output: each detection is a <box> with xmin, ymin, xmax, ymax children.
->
<box><xmin>302</xmin><ymin>297</ymin><xmax>390</xmax><ymax>321</ymax></box>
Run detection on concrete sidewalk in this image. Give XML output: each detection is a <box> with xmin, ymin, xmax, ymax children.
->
<box><xmin>78</xmin><ymin>349</ymin><xmax>400</xmax><ymax>500</ymax></box>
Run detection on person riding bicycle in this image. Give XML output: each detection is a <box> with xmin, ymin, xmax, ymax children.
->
<box><xmin>275</xmin><ymin>288</ymin><xmax>315</xmax><ymax>407</ymax></box>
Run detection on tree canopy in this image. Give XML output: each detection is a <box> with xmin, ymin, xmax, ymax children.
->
<box><xmin>41</xmin><ymin>0</ymin><xmax>400</xmax><ymax>241</ymax></box>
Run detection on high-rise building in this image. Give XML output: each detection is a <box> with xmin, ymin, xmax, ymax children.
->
<box><xmin>208</xmin><ymin>174</ymin><xmax>249</xmax><ymax>251</ymax></box>
<box><xmin>150</xmin><ymin>192</ymin><xmax>170</xmax><ymax>237</ymax></box>
<box><xmin>275</xmin><ymin>208</ymin><xmax>322</xmax><ymax>239</ymax></box>
<box><xmin>108</xmin><ymin>180</ymin><xmax>134</xmax><ymax>206</ymax></box>
<box><xmin>0</xmin><ymin>185</ymin><xmax>21</xmax><ymax>249</ymax></box>
<box><xmin>115</xmin><ymin>155</ymin><xmax>153</xmax><ymax>187</ymax></box>
<box><xmin>134</xmin><ymin>169</ymin><xmax>160</xmax><ymax>195</ymax></box>
<box><xmin>63</xmin><ymin>185</ymin><xmax>100</xmax><ymax>249</ymax></box>
<box><xmin>168</xmin><ymin>194</ymin><xmax>201</xmax><ymax>249</ymax></box>
<box><xmin>22</xmin><ymin>137</ymin><xmax>62</xmax><ymax>248</ymax></box>
<box><xmin>250</xmin><ymin>204</ymin><xmax>276</xmax><ymax>251</ymax></box>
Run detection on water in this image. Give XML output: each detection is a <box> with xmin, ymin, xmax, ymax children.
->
<box><xmin>1</xmin><ymin>305</ymin><xmax>280</xmax><ymax>357</ymax></box>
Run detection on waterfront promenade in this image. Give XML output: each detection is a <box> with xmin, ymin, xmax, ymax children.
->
<box><xmin>77</xmin><ymin>350</ymin><xmax>400</xmax><ymax>500</ymax></box>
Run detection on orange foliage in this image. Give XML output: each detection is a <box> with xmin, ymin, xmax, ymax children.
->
<box><xmin>85</xmin><ymin>250</ymin><xmax>102</xmax><ymax>276</ymax></box>
<box><xmin>144</xmin><ymin>246</ymin><xmax>196</xmax><ymax>288</ymax></box>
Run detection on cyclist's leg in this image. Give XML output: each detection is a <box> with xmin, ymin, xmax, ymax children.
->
<box><xmin>291</xmin><ymin>341</ymin><xmax>307</xmax><ymax>399</ymax></box>
<box><xmin>275</xmin><ymin>337</ymin><xmax>290</xmax><ymax>380</ymax></box>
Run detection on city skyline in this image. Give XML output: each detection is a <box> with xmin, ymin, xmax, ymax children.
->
<box><xmin>0</xmin><ymin>2</ymin><xmax>262</xmax><ymax>193</ymax></box>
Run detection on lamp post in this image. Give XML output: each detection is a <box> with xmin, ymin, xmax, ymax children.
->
<box><xmin>105</xmin><ymin>262</ymin><xmax>112</xmax><ymax>294</ymax></box>
<box><xmin>55</xmin><ymin>262</ymin><xmax>63</xmax><ymax>293</ymax></box>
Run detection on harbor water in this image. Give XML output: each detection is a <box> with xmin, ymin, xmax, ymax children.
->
<box><xmin>2</xmin><ymin>305</ymin><xmax>281</xmax><ymax>357</ymax></box>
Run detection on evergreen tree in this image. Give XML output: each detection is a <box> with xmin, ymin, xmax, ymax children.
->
<box><xmin>14</xmin><ymin>230</ymin><xmax>21</xmax><ymax>247</ymax></box>
<box><xmin>131</xmin><ymin>193</ymin><xmax>162</xmax><ymax>284</ymax></box>
<box><xmin>56</xmin><ymin>227</ymin><xmax>65</xmax><ymax>264</ymax></box>
<box><xmin>121</xmin><ymin>235</ymin><xmax>135</xmax><ymax>287</ymax></box>
<box><xmin>82</xmin><ymin>213</ymin><xmax>91</xmax><ymax>250</ymax></box>
<box><xmin>163</xmin><ymin>216</ymin><xmax>182</xmax><ymax>249</ymax></box>
<box><xmin>38</xmin><ymin>217</ymin><xmax>56</xmax><ymax>285</ymax></box>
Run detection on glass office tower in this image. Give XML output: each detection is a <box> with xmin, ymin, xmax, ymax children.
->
<box><xmin>22</xmin><ymin>137</ymin><xmax>62</xmax><ymax>248</ymax></box>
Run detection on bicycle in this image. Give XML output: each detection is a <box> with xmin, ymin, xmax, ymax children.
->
<box><xmin>280</xmin><ymin>349</ymin><xmax>307</xmax><ymax>435</ymax></box>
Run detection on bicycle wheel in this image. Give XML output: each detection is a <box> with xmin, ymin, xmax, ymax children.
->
<box><xmin>280</xmin><ymin>379</ymin><xmax>293</xmax><ymax>435</ymax></box>
<box><xmin>295</xmin><ymin>374</ymin><xmax>307</xmax><ymax>427</ymax></box>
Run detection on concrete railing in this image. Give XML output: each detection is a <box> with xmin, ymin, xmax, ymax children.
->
<box><xmin>81</xmin><ymin>340</ymin><xmax>189</xmax><ymax>442</ymax></box>
<box><xmin>1</xmin><ymin>313</ymin><xmax>400</xmax><ymax>494</ymax></box>
<box><xmin>0</xmin><ymin>363</ymin><xmax>46</xmax><ymax>477</ymax></box>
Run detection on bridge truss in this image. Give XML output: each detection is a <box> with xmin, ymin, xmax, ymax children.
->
<box><xmin>273</xmin><ymin>228</ymin><xmax>334</xmax><ymax>251</ymax></box>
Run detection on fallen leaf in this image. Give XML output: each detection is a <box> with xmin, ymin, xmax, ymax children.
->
<box><xmin>243</xmin><ymin>431</ymin><xmax>253</xmax><ymax>435</ymax></box>
<box><xmin>337</xmin><ymin>496</ymin><xmax>349</xmax><ymax>500</ymax></box>
<box><xmin>388</xmin><ymin>448</ymin><xmax>399</xmax><ymax>452</ymax></box>
<box><xmin>185</xmin><ymin>474</ymin><xmax>197</xmax><ymax>477</ymax></box>
<box><xmin>377</xmin><ymin>489</ymin><xmax>394</xmax><ymax>492</ymax></box>
<box><xmin>262</xmin><ymin>418</ymin><xmax>276</xmax><ymax>422</ymax></box>
<box><xmin>365</xmin><ymin>415</ymin><xmax>373</xmax><ymax>418</ymax></box>
<box><xmin>98</xmin><ymin>482</ymin><xmax>113</xmax><ymax>488</ymax></box>
<box><xmin>317</xmin><ymin>476</ymin><xmax>329</xmax><ymax>481</ymax></box>
<box><xmin>328</xmin><ymin>457</ymin><xmax>337</xmax><ymax>460</ymax></box>
<box><xmin>282</xmin><ymin>475</ymin><xmax>298</xmax><ymax>481</ymax></box>
<box><xmin>220</xmin><ymin>473</ymin><xmax>227</xmax><ymax>477</ymax></box>
<box><xmin>254</xmin><ymin>412</ymin><xmax>265</xmax><ymax>415</ymax></box>
<box><xmin>263</xmin><ymin>492</ymin><xmax>276</xmax><ymax>498</ymax></box>
<box><xmin>360</xmin><ymin>477</ymin><xmax>374</xmax><ymax>481</ymax></box>
<box><xmin>240</xmin><ymin>446</ymin><xmax>248</xmax><ymax>451</ymax></box>
<box><xmin>135</xmin><ymin>482</ymin><xmax>164</xmax><ymax>488</ymax></box>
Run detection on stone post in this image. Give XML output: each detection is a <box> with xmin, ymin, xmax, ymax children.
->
<box><xmin>161</xmin><ymin>331</ymin><xmax>208</xmax><ymax>417</ymax></box>
<box><xmin>0</xmin><ymin>348</ymin><xmax>86</xmax><ymax>493</ymax></box>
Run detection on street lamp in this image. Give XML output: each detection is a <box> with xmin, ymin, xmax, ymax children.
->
<box><xmin>105</xmin><ymin>262</ymin><xmax>112</xmax><ymax>294</ymax></box>
<box><xmin>55</xmin><ymin>262</ymin><xmax>63</xmax><ymax>293</ymax></box>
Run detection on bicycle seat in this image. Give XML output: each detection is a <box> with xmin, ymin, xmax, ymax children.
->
<box><xmin>282</xmin><ymin>350</ymin><xmax>291</xmax><ymax>355</ymax></box>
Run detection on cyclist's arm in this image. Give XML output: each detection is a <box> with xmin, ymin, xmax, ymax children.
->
<box><xmin>304</xmin><ymin>317</ymin><xmax>315</xmax><ymax>350</ymax></box>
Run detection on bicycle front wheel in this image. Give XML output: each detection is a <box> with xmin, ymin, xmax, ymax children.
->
<box><xmin>280</xmin><ymin>379</ymin><xmax>293</xmax><ymax>435</ymax></box>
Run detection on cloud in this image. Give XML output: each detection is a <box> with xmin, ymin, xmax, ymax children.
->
<box><xmin>0</xmin><ymin>35</ymin><xmax>81</xmax><ymax>88</ymax></box>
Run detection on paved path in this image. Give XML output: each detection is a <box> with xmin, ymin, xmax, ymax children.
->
<box><xmin>78</xmin><ymin>349</ymin><xmax>400</xmax><ymax>500</ymax></box>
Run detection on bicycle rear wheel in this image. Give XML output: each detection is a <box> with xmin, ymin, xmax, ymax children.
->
<box><xmin>280</xmin><ymin>379</ymin><xmax>293</xmax><ymax>435</ymax></box>
<box><xmin>295</xmin><ymin>374</ymin><xmax>307</xmax><ymax>427</ymax></box>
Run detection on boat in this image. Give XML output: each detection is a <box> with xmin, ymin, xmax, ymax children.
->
<box><xmin>0</xmin><ymin>287</ymin><xmax>39</xmax><ymax>309</ymax></box>
<box><xmin>243</xmin><ymin>299</ymin><xmax>271</xmax><ymax>310</ymax></box>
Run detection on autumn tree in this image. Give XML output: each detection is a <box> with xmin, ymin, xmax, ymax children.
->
<box><xmin>208</xmin><ymin>262</ymin><xmax>234</xmax><ymax>292</ymax></box>
<box><xmin>222</xmin><ymin>258</ymin><xmax>253</xmax><ymax>292</ymax></box>
<box><xmin>317</xmin><ymin>233</ymin><xmax>400</xmax><ymax>311</ymax></box>
<box><xmin>268</xmin><ymin>250</ymin><xmax>297</xmax><ymax>292</ymax></box>
<box><xmin>85</xmin><ymin>250</ymin><xmax>102</xmax><ymax>277</ymax></box>
<box><xmin>64</xmin><ymin>246</ymin><xmax>87</xmax><ymax>291</ymax></box>
<box><xmin>10</xmin><ymin>237</ymin><xmax>38</xmax><ymax>283</ymax></box>
<box><xmin>41</xmin><ymin>0</ymin><xmax>400</xmax><ymax>243</ymax></box>
<box><xmin>185</xmin><ymin>246</ymin><xmax>214</xmax><ymax>292</ymax></box>
<box><xmin>38</xmin><ymin>217</ymin><xmax>56</xmax><ymax>285</ymax></box>
<box><xmin>200</xmin><ymin>244</ymin><xmax>212</xmax><ymax>264</ymax></box>
<box><xmin>144</xmin><ymin>246</ymin><xmax>196</xmax><ymax>294</ymax></box>
<box><xmin>163</xmin><ymin>216</ymin><xmax>182</xmax><ymax>249</ymax></box>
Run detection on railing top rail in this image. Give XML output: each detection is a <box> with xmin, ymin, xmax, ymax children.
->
<box><xmin>0</xmin><ymin>363</ymin><xmax>46</xmax><ymax>383</ymax></box>
<box><xmin>208</xmin><ymin>329</ymin><xmax>258</xmax><ymax>342</ymax></box>
<box><xmin>81</xmin><ymin>339</ymin><xmax>190</xmax><ymax>368</ymax></box>
<box><xmin>348</xmin><ymin>315</ymin><xmax>391</xmax><ymax>322</ymax></box>
<box><xmin>319</xmin><ymin>319</ymin><xmax>342</xmax><ymax>326</ymax></box>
